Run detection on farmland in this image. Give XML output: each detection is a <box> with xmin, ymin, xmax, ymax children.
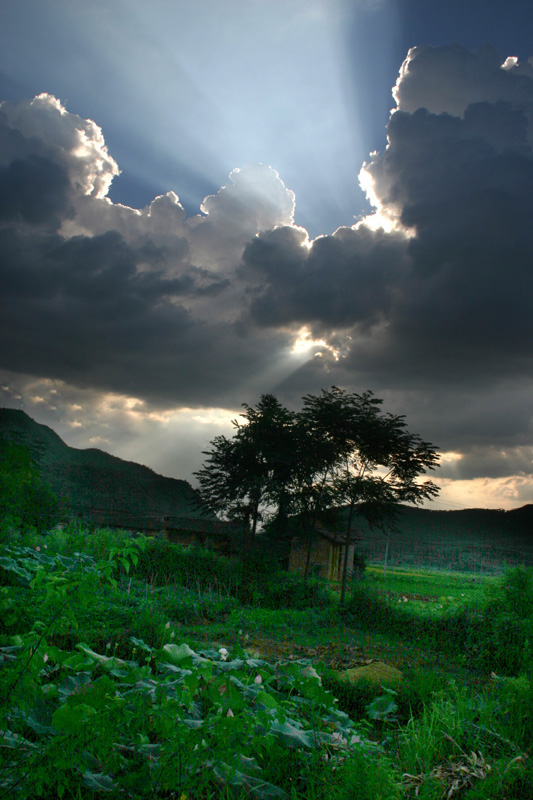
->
<box><xmin>1</xmin><ymin>526</ymin><xmax>532</xmax><ymax>799</ymax></box>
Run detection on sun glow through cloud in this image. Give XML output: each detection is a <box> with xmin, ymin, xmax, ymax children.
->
<box><xmin>291</xmin><ymin>327</ymin><xmax>342</xmax><ymax>360</ymax></box>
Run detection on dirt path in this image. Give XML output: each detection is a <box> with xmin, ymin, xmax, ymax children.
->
<box><xmin>187</xmin><ymin>624</ymin><xmax>483</xmax><ymax>686</ymax></box>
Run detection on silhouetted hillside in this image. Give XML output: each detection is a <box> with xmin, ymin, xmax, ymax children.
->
<box><xmin>0</xmin><ymin>408</ymin><xmax>212</xmax><ymax>524</ymax></box>
<box><xmin>335</xmin><ymin>502</ymin><xmax>533</xmax><ymax>571</ymax></box>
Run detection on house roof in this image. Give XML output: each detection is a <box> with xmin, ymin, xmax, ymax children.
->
<box><xmin>65</xmin><ymin>507</ymin><xmax>240</xmax><ymax>536</ymax></box>
<box><xmin>292</xmin><ymin>524</ymin><xmax>363</xmax><ymax>546</ymax></box>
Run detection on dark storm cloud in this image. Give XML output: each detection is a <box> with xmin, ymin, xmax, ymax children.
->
<box><xmin>242</xmin><ymin>223</ymin><xmax>408</xmax><ymax>330</ymax></box>
<box><xmin>245</xmin><ymin>47</ymin><xmax>533</xmax><ymax>375</ymax></box>
<box><xmin>0</xmin><ymin>109</ymin><xmax>73</xmax><ymax>228</ymax></box>
<box><xmin>1</xmin><ymin>47</ymin><xmax>533</xmax><ymax>490</ymax></box>
<box><xmin>393</xmin><ymin>43</ymin><xmax>533</xmax><ymax>122</ymax></box>
<box><xmin>0</xmin><ymin>225</ymin><xmax>258</xmax><ymax>404</ymax></box>
<box><xmin>239</xmin><ymin>44</ymin><xmax>533</xmax><ymax>484</ymax></box>
<box><xmin>0</xmin><ymin>93</ymin><xmax>297</xmax><ymax>407</ymax></box>
<box><xmin>353</xmin><ymin>107</ymin><xmax>533</xmax><ymax>374</ymax></box>
<box><xmin>0</xmin><ymin>155</ymin><xmax>72</xmax><ymax>228</ymax></box>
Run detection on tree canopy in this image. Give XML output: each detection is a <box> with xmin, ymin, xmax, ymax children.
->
<box><xmin>194</xmin><ymin>388</ymin><xmax>440</xmax><ymax>565</ymax></box>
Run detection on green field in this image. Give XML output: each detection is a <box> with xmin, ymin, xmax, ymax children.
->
<box><xmin>1</xmin><ymin>527</ymin><xmax>532</xmax><ymax>799</ymax></box>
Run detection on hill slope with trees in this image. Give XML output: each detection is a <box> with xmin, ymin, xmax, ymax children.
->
<box><xmin>0</xmin><ymin>408</ymin><xmax>211</xmax><ymax>523</ymax></box>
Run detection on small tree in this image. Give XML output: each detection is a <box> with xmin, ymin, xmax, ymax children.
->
<box><xmin>0</xmin><ymin>438</ymin><xmax>60</xmax><ymax>534</ymax></box>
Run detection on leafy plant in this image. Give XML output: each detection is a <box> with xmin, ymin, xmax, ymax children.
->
<box><xmin>0</xmin><ymin>439</ymin><xmax>59</xmax><ymax>536</ymax></box>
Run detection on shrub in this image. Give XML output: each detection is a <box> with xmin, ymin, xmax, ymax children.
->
<box><xmin>486</xmin><ymin>566</ymin><xmax>533</xmax><ymax>620</ymax></box>
<box><xmin>342</xmin><ymin>584</ymin><xmax>401</xmax><ymax>630</ymax></box>
<box><xmin>239</xmin><ymin>570</ymin><xmax>332</xmax><ymax>610</ymax></box>
<box><xmin>321</xmin><ymin>670</ymin><xmax>379</xmax><ymax>721</ymax></box>
<box><xmin>487</xmin><ymin>674</ymin><xmax>533</xmax><ymax>751</ymax></box>
<box><xmin>462</xmin><ymin>754</ymin><xmax>533</xmax><ymax>799</ymax></box>
<box><xmin>135</xmin><ymin>539</ymin><xmax>240</xmax><ymax>592</ymax></box>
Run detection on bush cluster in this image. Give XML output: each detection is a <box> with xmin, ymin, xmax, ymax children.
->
<box><xmin>343</xmin><ymin>566</ymin><xmax>533</xmax><ymax>677</ymax></box>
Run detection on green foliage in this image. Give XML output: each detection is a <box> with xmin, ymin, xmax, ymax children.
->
<box><xmin>462</xmin><ymin>754</ymin><xmax>533</xmax><ymax>799</ymax></box>
<box><xmin>0</xmin><ymin>438</ymin><xmax>59</xmax><ymax>535</ymax></box>
<box><xmin>343</xmin><ymin>583</ymin><xmax>399</xmax><ymax>629</ymax></box>
<box><xmin>339</xmin><ymin>565</ymin><xmax>533</xmax><ymax>678</ymax></box>
<box><xmin>485</xmin><ymin>565</ymin><xmax>533</xmax><ymax>620</ymax></box>
<box><xmin>134</xmin><ymin>537</ymin><xmax>234</xmax><ymax>587</ymax></box>
<box><xmin>330</xmin><ymin>747</ymin><xmax>402</xmax><ymax>800</ymax></box>
<box><xmin>486</xmin><ymin>674</ymin><xmax>533</xmax><ymax>750</ymax></box>
<box><xmin>2</xmin><ymin>532</ymin><xmax>531</xmax><ymax>799</ymax></box>
<box><xmin>0</xmin><ymin>556</ymin><xmax>373</xmax><ymax>799</ymax></box>
<box><xmin>195</xmin><ymin>394</ymin><xmax>300</xmax><ymax>537</ymax></box>
<box><xmin>322</xmin><ymin>671</ymin><xmax>381</xmax><ymax>721</ymax></box>
<box><xmin>239</xmin><ymin>571</ymin><xmax>332</xmax><ymax>610</ymax></box>
<box><xmin>195</xmin><ymin>389</ymin><xmax>440</xmax><ymax>551</ymax></box>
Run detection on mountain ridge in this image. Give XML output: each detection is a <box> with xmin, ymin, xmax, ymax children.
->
<box><xmin>0</xmin><ymin>407</ymin><xmax>212</xmax><ymax>522</ymax></box>
<box><xmin>1</xmin><ymin>408</ymin><xmax>531</xmax><ymax>559</ymax></box>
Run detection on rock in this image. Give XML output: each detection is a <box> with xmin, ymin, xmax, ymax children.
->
<box><xmin>337</xmin><ymin>661</ymin><xmax>403</xmax><ymax>688</ymax></box>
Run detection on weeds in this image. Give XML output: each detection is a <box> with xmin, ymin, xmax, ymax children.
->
<box><xmin>1</xmin><ymin>527</ymin><xmax>532</xmax><ymax>799</ymax></box>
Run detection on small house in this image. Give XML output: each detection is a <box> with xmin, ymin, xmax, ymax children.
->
<box><xmin>289</xmin><ymin>526</ymin><xmax>362</xmax><ymax>582</ymax></box>
<box><xmin>160</xmin><ymin>515</ymin><xmax>241</xmax><ymax>554</ymax></box>
<box><xmin>64</xmin><ymin>506</ymin><xmax>240</xmax><ymax>553</ymax></box>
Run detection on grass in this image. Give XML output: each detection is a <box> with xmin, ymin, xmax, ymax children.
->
<box><xmin>1</xmin><ymin>525</ymin><xmax>532</xmax><ymax>799</ymax></box>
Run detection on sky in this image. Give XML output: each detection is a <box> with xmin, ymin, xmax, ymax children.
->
<box><xmin>1</xmin><ymin>0</ymin><xmax>533</xmax><ymax>511</ymax></box>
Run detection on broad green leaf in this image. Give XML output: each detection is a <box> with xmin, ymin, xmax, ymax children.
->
<box><xmin>182</xmin><ymin>718</ymin><xmax>204</xmax><ymax>729</ymax></box>
<box><xmin>246</xmin><ymin>658</ymin><xmax>269</xmax><ymax>669</ymax></box>
<box><xmin>0</xmin><ymin>645</ymin><xmax>24</xmax><ymax>664</ymax></box>
<box><xmin>269</xmin><ymin>719</ymin><xmax>313</xmax><ymax>749</ymax></box>
<box><xmin>129</xmin><ymin>636</ymin><xmax>152</xmax><ymax>653</ymax></box>
<box><xmin>57</xmin><ymin>672</ymin><xmax>92</xmax><ymax>700</ymax></box>
<box><xmin>366</xmin><ymin>691</ymin><xmax>398</xmax><ymax>721</ymax></box>
<box><xmin>70</xmin><ymin>675</ymin><xmax>116</xmax><ymax>711</ymax></box>
<box><xmin>213</xmin><ymin>760</ymin><xmax>288</xmax><ymax>799</ymax></box>
<box><xmin>158</xmin><ymin>662</ymin><xmax>194</xmax><ymax>677</ymax></box>
<box><xmin>52</xmin><ymin>703</ymin><xmax>96</xmax><ymax>733</ymax></box>
<box><xmin>228</xmin><ymin>675</ymin><xmax>266</xmax><ymax>701</ymax></box>
<box><xmin>0</xmin><ymin>557</ymin><xmax>32</xmax><ymax>584</ymax></box>
<box><xmin>42</xmin><ymin>644</ymin><xmax>70</xmax><ymax>664</ymax></box>
<box><xmin>139</xmin><ymin>743</ymin><xmax>161</xmax><ymax>760</ymax></box>
<box><xmin>12</xmin><ymin>702</ymin><xmax>54</xmax><ymax>735</ymax></box>
<box><xmin>256</xmin><ymin>690</ymin><xmax>279</xmax><ymax>710</ymax></box>
<box><xmin>82</xmin><ymin>771</ymin><xmax>115</xmax><ymax>792</ymax></box>
<box><xmin>0</xmin><ymin>729</ymin><xmax>37</xmax><ymax>750</ymax></box>
<box><xmin>217</xmin><ymin>658</ymin><xmax>245</xmax><ymax>671</ymax></box>
<box><xmin>62</xmin><ymin>652</ymin><xmax>95</xmax><ymax>671</ymax></box>
<box><xmin>198</xmin><ymin>647</ymin><xmax>222</xmax><ymax>659</ymax></box>
<box><xmin>207</xmin><ymin>676</ymin><xmax>246</xmax><ymax>712</ymax></box>
<box><xmin>161</xmin><ymin>642</ymin><xmax>207</xmax><ymax>664</ymax></box>
<box><xmin>76</xmin><ymin>643</ymin><xmax>126</xmax><ymax>670</ymax></box>
<box><xmin>108</xmin><ymin>663</ymin><xmax>131</xmax><ymax>678</ymax></box>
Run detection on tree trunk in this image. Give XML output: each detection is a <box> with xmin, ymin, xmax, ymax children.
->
<box><xmin>383</xmin><ymin>527</ymin><xmax>391</xmax><ymax>578</ymax></box>
<box><xmin>239</xmin><ymin>511</ymin><xmax>250</xmax><ymax>600</ymax></box>
<box><xmin>304</xmin><ymin>528</ymin><xmax>313</xmax><ymax>580</ymax></box>
<box><xmin>340</xmin><ymin>499</ymin><xmax>355</xmax><ymax>608</ymax></box>
<box><xmin>250</xmin><ymin>492</ymin><xmax>260</xmax><ymax>539</ymax></box>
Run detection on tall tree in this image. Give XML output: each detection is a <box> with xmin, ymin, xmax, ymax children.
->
<box><xmin>194</xmin><ymin>394</ymin><xmax>297</xmax><ymax>539</ymax></box>
<box><xmin>194</xmin><ymin>388</ymin><xmax>439</xmax><ymax>601</ymax></box>
<box><xmin>317</xmin><ymin>389</ymin><xmax>440</xmax><ymax>605</ymax></box>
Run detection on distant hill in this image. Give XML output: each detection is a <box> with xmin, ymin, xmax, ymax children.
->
<box><xmin>339</xmin><ymin>504</ymin><xmax>533</xmax><ymax>571</ymax></box>
<box><xmin>0</xmin><ymin>408</ymin><xmax>213</xmax><ymax>527</ymax></box>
